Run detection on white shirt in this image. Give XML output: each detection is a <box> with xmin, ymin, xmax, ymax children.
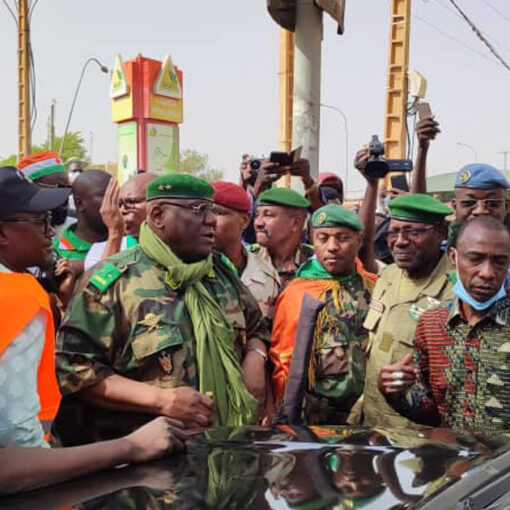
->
<box><xmin>0</xmin><ymin>263</ymin><xmax>47</xmax><ymax>447</ymax></box>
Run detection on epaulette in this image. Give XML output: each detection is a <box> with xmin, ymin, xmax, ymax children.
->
<box><xmin>219</xmin><ymin>253</ymin><xmax>238</xmax><ymax>276</ymax></box>
<box><xmin>247</xmin><ymin>243</ymin><xmax>260</xmax><ymax>253</ymax></box>
<box><xmin>89</xmin><ymin>263</ymin><xmax>125</xmax><ymax>293</ymax></box>
<box><xmin>448</xmin><ymin>270</ymin><xmax>457</xmax><ymax>284</ymax></box>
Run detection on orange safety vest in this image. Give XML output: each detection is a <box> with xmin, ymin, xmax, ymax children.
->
<box><xmin>0</xmin><ymin>272</ymin><xmax>61</xmax><ymax>435</ymax></box>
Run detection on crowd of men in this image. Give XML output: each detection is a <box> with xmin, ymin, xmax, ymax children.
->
<box><xmin>2</xmin><ymin>113</ymin><xmax>510</xmax><ymax>494</ymax></box>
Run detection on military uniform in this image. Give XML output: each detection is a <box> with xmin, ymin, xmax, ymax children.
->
<box><xmin>362</xmin><ymin>193</ymin><xmax>455</xmax><ymax>428</ymax></box>
<box><xmin>363</xmin><ymin>252</ymin><xmax>453</xmax><ymax>428</ymax></box>
<box><xmin>55</xmin><ymin>245</ymin><xmax>268</xmax><ymax>443</ymax></box>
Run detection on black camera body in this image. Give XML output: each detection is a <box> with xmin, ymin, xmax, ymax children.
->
<box><xmin>365</xmin><ymin>135</ymin><xmax>413</xmax><ymax>179</ymax></box>
<box><xmin>249</xmin><ymin>158</ymin><xmax>264</xmax><ymax>172</ymax></box>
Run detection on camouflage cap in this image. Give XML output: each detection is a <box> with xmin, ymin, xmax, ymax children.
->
<box><xmin>146</xmin><ymin>173</ymin><xmax>214</xmax><ymax>202</ymax></box>
<box><xmin>257</xmin><ymin>187</ymin><xmax>309</xmax><ymax>209</ymax></box>
<box><xmin>312</xmin><ymin>204</ymin><xmax>364</xmax><ymax>231</ymax></box>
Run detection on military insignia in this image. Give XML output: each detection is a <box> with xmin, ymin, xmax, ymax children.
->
<box><xmin>459</xmin><ymin>170</ymin><xmax>471</xmax><ymax>184</ymax></box>
<box><xmin>316</xmin><ymin>212</ymin><xmax>327</xmax><ymax>225</ymax></box>
<box><xmin>137</xmin><ymin>312</ymin><xmax>162</xmax><ymax>332</ymax></box>
<box><xmin>408</xmin><ymin>304</ymin><xmax>425</xmax><ymax>321</ymax></box>
<box><xmin>157</xmin><ymin>184</ymin><xmax>173</xmax><ymax>191</ymax></box>
<box><xmin>89</xmin><ymin>263</ymin><xmax>122</xmax><ymax>292</ymax></box>
<box><xmin>158</xmin><ymin>351</ymin><xmax>173</xmax><ymax>374</ymax></box>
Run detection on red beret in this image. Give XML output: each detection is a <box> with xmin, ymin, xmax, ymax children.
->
<box><xmin>212</xmin><ymin>181</ymin><xmax>251</xmax><ymax>213</ymax></box>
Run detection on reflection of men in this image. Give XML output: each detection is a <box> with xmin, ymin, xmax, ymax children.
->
<box><xmin>363</xmin><ymin>194</ymin><xmax>454</xmax><ymax>428</ymax></box>
<box><xmin>380</xmin><ymin>216</ymin><xmax>510</xmax><ymax>431</ymax></box>
<box><xmin>54</xmin><ymin>170</ymin><xmax>111</xmax><ymax>276</ymax></box>
<box><xmin>212</xmin><ymin>181</ymin><xmax>277</xmax><ymax>323</ymax></box>
<box><xmin>271</xmin><ymin>205</ymin><xmax>377</xmax><ymax>424</ymax></box>
<box><xmin>56</xmin><ymin>174</ymin><xmax>268</xmax><ymax>444</ymax></box>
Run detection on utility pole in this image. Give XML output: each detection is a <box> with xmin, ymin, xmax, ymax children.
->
<box><xmin>498</xmin><ymin>151</ymin><xmax>510</xmax><ymax>171</ymax></box>
<box><xmin>292</xmin><ymin>0</ymin><xmax>323</xmax><ymax>184</ymax></box>
<box><xmin>18</xmin><ymin>0</ymin><xmax>31</xmax><ymax>158</ymax></box>
<box><xmin>278</xmin><ymin>29</ymin><xmax>294</xmax><ymax>187</ymax></box>
<box><xmin>47</xmin><ymin>100</ymin><xmax>55</xmax><ymax>151</ymax></box>
<box><xmin>384</xmin><ymin>0</ymin><xmax>411</xmax><ymax>187</ymax></box>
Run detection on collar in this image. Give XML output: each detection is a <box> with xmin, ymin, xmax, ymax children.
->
<box><xmin>61</xmin><ymin>223</ymin><xmax>92</xmax><ymax>252</ymax></box>
<box><xmin>0</xmin><ymin>262</ymin><xmax>12</xmax><ymax>273</ymax></box>
<box><xmin>447</xmin><ymin>295</ymin><xmax>510</xmax><ymax>327</ymax></box>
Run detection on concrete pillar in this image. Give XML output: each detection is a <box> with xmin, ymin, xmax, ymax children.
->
<box><xmin>292</xmin><ymin>0</ymin><xmax>323</xmax><ymax>188</ymax></box>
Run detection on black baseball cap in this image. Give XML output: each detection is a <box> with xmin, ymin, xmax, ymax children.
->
<box><xmin>0</xmin><ymin>166</ymin><xmax>71</xmax><ymax>220</ymax></box>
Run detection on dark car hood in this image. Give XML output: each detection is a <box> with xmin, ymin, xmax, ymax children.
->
<box><xmin>3</xmin><ymin>425</ymin><xmax>510</xmax><ymax>510</ymax></box>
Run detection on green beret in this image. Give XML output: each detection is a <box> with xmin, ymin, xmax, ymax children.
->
<box><xmin>388</xmin><ymin>193</ymin><xmax>453</xmax><ymax>223</ymax></box>
<box><xmin>257</xmin><ymin>187</ymin><xmax>309</xmax><ymax>209</ymax></box>
<box><xmin>146</xmin><ymin>173</ymin><xmax>214</xmax><ymax>202</ymax></box>
<box><xmin>312</xmin><ymin>204</ymin><xmax>364</xmax><ymax>231</ymax></box>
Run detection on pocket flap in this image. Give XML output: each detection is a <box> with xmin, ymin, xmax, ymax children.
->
<box><xmin>131</xmin><ymin>323</ymin><xmax>184</xmax><ymax>361</ymax></box>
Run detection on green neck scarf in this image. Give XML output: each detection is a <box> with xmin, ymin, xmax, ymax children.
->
<box><xmin>296</xmin><ymin>256</ymin><xmax>357</xmax><ymax>283</ymax></box>
<box><xmin>139</xmin><ymin>223</ymin><xmax>257</xmax><ymax>426</ymax></box>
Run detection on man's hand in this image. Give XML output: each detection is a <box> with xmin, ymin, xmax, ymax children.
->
<box><xmin>55</xmin><ymin>258</ymin><xmax>75</xmax><ymax>306</ymax></box>
<box><xmin>289</xmin><ymin>158</ymin><xmax>313</xmax><ymax>187</ymax></box>
<box><xmin>122</xmin><ymin>417</ymin><xmax>187</xmax><ymax>464</ymax></box>
<box><xmin>354</xmin><ymin>148</ymin><xmax>378</xmax><ymax>185</ymax></box>
<box><xmin>378</xmin><ymin>354</ymin><xmax>419</xmax><ymax>395</ymax></box>
<box><xmin>252</xmin><ymin>161</ymin><xmax>284</xmax><ymax>198</ymax></box>
<box><xmin>416</xmin><ymin>116</ymin><xmax>440</xmax><ymax>151</ymax></box>
<box><xmin>158</xmin><ymin>387</ymin><xmax>214</xmax><ymax>429</ymax></box>
<box><xmin>242</xmin><ymin>350</ymin><xmax>267</xmax><ymax>419</ymax></box>
<box><xmin>100</xmin><ymin>178</ymin><xmax>124</xmax><ymax>236</ymax></box>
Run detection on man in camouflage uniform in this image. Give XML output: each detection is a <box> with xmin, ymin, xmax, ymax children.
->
<box><xmin>251</xmin><ymin>187</ymin><xmax>314</xmax><ymax>321</ymax></box>
<box><xmin>211</xmin><ymin>181</ymin><xmax>277</xmax><ymax>324</ymax></box>
<box><xmin>362</xmin><ymin>194</ymin><xmax>454</xmax><ymax>428</ymax></box>
<box><xmin>270</xmin><ymin>205</ymin><xmax>377</xmax><ymax>424</ymax></box>
<box><xmin>55</xmin><ymin>174</ymin><xmax>269</xmax><ymax>445</ymax></box>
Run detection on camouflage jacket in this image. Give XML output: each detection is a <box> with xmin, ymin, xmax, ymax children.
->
<box><xmin>54</xmin><ymin>246</ymin><xmax>268</xmax><ymax>444</ymax></box>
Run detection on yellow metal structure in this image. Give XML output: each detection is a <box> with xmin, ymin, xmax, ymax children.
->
<box><xmin>278</xmin><ymin>28</ymin><xmax>294</xmax><ymax>186</ymax></box>
<box><xmin>384</xmin><ymin>0</ymin><xmax>411</xmax><ymax>185</ymax></box>
<box><xmin>18</xmin><ymin>0</ymin><xmax>31</xmax><ymax>158</ymax></box>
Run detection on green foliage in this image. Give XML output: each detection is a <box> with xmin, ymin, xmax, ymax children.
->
<box><xmin>0</xmin><ymin>131</ymin><xmax>89</xmax><ymax>167</ymax></box>
<box><xmin>179</xmin><ymin>149</ymin><xmax>223</xmax><ymax>182</ymax></box>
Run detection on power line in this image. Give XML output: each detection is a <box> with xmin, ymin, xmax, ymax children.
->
<box><xmin>447</xmin><ymin>0</ymin><xmax>510</xmax><ymax>74</ymax></box>
<box><xmin>1</xmin><ymin>0</ymin><xmax>17</xmax><ymax>24</ymax></box>
<box><xmin>412</xmin><ymin>13</ymin><xmax>498</xmax><ymax>66</ymax></box>
<box><xmin>481</xmin><ymin>0</ymin><xmax>510</xmax><ymax>26</ymax></box>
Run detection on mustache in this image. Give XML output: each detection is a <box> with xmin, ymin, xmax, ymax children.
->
<box><xmin>256</xmin><ymin>229</ymin><xmax>271</xmax><ymax>238</ymax></box>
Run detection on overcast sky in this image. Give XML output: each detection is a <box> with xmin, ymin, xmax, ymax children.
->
<box><xmin>1</xmin><ymin>0</ymin><xmax>509</xmax><ymax>191</ymax></box>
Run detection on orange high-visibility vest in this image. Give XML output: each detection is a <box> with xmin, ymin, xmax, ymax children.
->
<box><xmin>0</xmin><ymin>272</ymin><xmax>61</xmax><ymax>434</ymax></box>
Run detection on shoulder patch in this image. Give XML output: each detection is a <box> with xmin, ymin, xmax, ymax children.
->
<box><xmin>89</xmin><ymin>263</ymin><xmax>123</xmax><ymax>292</ymax></box>
<box><xmin>247</xmin><ymin>243</ymin><xmax>260</xmax><ymax>253</ymax></box>
<box><xmin>448</xmin><ymin>270</ymin><xmax>457</xmax><ymax>284</ymax></box>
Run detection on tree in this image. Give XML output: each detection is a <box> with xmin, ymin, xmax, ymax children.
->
<box><xmin>0</xmin><ymin>131</ymin><xmax>89</xmax><ymax>167</ymax></box>
<box><xmin>179</xmin><ymin>149</ymin><xmax>223</xmax><ymax>182</ymax></box>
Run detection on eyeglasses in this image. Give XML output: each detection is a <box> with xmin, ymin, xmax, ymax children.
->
<box><xmin>1</xmin><ymin>213</ymin><xmax>53</xmax><ymax>235</ymax></box>
<box><xmin>456</xmin><ymin>198</ymin><xmax>506</xmax><ymax>210</ymax></box>
<box><xmin>160</xmin><ymin>201</ymin><xmax>215</xmax><ymax>216</ymax></box>
<box><xmin>387</xmin><ymin>225</ymin><xmax>436</xmax><ymax>242</ymax></box>
<box><xmin>119</xmin><ymin>198</ymin><xmax>145</xmax><ymax>210</ymax></box>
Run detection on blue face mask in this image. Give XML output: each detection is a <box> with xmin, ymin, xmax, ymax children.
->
<box><xmin>452</xmin><ymin>257</ymin><xmax>506</xmax><ymax>311</ymax></box>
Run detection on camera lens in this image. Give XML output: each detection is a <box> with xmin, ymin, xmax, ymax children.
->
<box><xmin>250</xmin><ymin>159</ymin><xmax>261</xmax><ymax>171</ymax></box>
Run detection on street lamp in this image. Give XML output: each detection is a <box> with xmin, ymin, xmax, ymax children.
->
<box><xmin>456</xmin><ymin>142</ymin><xmax>477</xmax><ymax>163</ymax></box>
<box><xmin>59</xmin><ymin>57</ymin><xmax>109</xmax><ymax>154</ymax></box>
<box><xmin>320</xmin><ymin>103</ymin><xmax>349</xmax><ymax>193</ymax></box>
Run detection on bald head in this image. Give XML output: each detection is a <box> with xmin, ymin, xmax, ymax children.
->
<box><xmin>72</xmin><ymin>169</ymin><xmax>111</xmax><ymax>236</ymax></box>
<box><xmin>121</xmin><ymin>172</ymin><xmax>157</xmax><ymax>197</ymax></box>
<box><xmin>119</xmin><ymin>172</ymin><xmax>157</xmax><ymax>239</ymax></box>
<box><xmin>73</xmin><ymin>169</ymin><xmax>111</xmax><ymax>199</ymax></box>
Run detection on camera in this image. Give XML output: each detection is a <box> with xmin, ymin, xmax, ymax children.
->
<box><xmin>249</xmin><ymin>158</ymin><xmax>264</xmax><ymax>172</ymax></box>
<box><xmin>365</xmin><ymin>135</ymin><xmax>413</xmax><ymax>179</ymax></box>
